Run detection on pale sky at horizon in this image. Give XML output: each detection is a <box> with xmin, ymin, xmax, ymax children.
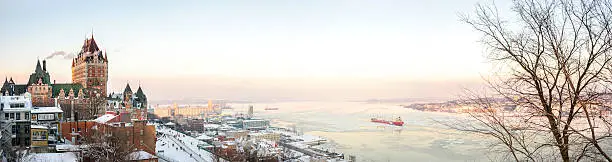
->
<box><xmin>0</xmin><ymin>0</ymin><xmax>511</xmax><ymax>102</ymax></box>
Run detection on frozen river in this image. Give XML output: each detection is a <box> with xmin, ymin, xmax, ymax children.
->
<box><xmin>229</xmin><ymin>101</ymin><xmax>492</xmax><ymax>162</ymax></box>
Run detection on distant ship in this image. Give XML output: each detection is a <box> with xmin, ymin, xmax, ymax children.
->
<box><xmin>371</xmin><ymin>117</ymin><xmax>404</xmax><ymax>126</ymax></box>
<box><xmin>265</xmin><ymin>107</ymin><xmax>279</xmax><ymax>110</ymax></box>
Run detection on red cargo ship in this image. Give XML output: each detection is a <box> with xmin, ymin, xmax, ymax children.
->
<box><xmin>371</xmin><ymin>117</ymin><xmax>404</xmax><ymax>126</ymax></box>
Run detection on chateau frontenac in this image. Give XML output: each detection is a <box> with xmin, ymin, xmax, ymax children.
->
<box><xmin>1</xmin><ymin>35</ymin><xmax>147</xmax><ymax>120</ymax></box>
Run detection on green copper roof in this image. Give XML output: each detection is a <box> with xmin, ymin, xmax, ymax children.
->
<box><xmin>51</xmin><ymin>83</ymin><xmax>85</xmax><ymax>98</ymax></box>
<box><xmin>35</xmin><ymin>60</ymin><xmax>43</xmax><ymax>73</ymax></box>
<box><xmin>135</xmin><ymin>86</ymin><xmax>146</xmax><ymax>99</ymax></box>
<box><xmin>27</xmin><ymin>60</ymin><xmax>51</xmax><ymax>85</ymax></box>
<box><xmin>0</xmin><ymin>84</ymin><xmax>27</xmax><ymax>96</ymax></box>
<box><xmin>124</xmin><ymin>83</ymin><xmax>132</xmax><ymax>94</ymax></box>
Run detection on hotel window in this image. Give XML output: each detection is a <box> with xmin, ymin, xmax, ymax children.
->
<box><xmin>25</xmin><ymin>113</ymin><xmax>29</xmax><ymax>120</ymax></box>
<box><xmin>9</xmin><ymin>113</ymin><xmax>14</xmax><ymax>120</ymax></box>
<box><xmin>16</xmin><ymin>113</ymin><xmax>20</xmax><ymax>120</ymax></box>
<box><xmin>11</xmin><ymin>125</ymin><xmax>15</xmax><ymax>134</ymax></box>
<box><xmin>4</xmin><ymin>113</ymin><xmax>8</xmax><ymax>119</ymax></box>
<box><xmin>10</xmin><ymin>103</ymin><xmax>24</xmax><ymax>108</ymax></box>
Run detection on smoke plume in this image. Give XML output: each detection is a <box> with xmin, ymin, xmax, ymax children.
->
<box><xmin>46</xmin><ymin>51</ymin><xmax>75</xmax><ymax>60</ymax></box>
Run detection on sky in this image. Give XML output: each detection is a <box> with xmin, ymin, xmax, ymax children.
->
<box><xmin>0</xmin><ymin>0</ymin><xmax>510</xmax><ymax>103</ymax></box>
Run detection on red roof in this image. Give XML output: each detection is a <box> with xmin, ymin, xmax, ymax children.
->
<box><xmin>81</xmin><ymin>36</ymin><xmax>100</xmax><ymax>53</ymax></box>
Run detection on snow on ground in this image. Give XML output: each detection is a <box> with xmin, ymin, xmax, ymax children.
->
<box><xmin>157</xmin><ymin>134</ymin><xmax>200</xmax><ymax>162</ymax></box>
<box><xmin>128</xmin><ymin>150</ymin><xmax>157</xmax><ymax>161</ymax></box>
<box><xmin>156</xmin><ymin>126</ymin><xmax>214</xmax><ymax>162</ymax></box>
<box><xmin>23</xmin><ymin>152</ymin><xmax>77</xmax><ymax>162</ymax></box>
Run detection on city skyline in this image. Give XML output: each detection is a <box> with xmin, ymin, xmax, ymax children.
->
<box><xmin>0</xmin><ymin>0</ymin><xmax>511</xmax><ymax>102</ymax></box>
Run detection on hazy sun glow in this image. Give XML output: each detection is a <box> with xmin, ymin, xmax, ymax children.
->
<box><xmin>0</xmin><ymin>0</ymin><xmax>510</xmax><ymax>102</ymax></box>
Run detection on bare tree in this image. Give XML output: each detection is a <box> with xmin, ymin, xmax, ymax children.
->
<box><xmin>456</xmin><ymin>0</ymin><xmax>612</xmax><ymax>161</ymax></box>
<box><xmin>84</xmin><ymin>88</ymin><xmax>107</xmax><ymax>120</ymax></box>
<box><xmin>82</xmin><ymin>129</ymin><xmax>135</xmax><ymax>162</ymax></box>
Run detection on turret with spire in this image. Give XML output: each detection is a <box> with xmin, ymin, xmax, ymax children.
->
<box><xmin>123</xmin><ymin>83</ymin><xmax>133</xmax><ymax>109</ymax></box>
<box><xmin>27</xmin><ymin>60</ymin><xmax>51</xmax><ymax>85</ymax></box>
<box><xmin>134</xmin><ymin>85</ymin><xmax>148</xmax><ymax>109</ymax></box>
<box><xmin>35</xmin><ymin>59</ymin><xmax>43</xmax><ymax>73</ymax></box>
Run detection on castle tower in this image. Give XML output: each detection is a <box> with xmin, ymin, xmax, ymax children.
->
<box><xmin>123</xmin><ymin>83</ymin><xmax>133</xmax><ymax>109</ymax></box>
<box><xmin>71</xmin><ymin>34</ymin><xmax>108</xmax><ymax>97</ymax></box>
<box><xmin>27</xmin><ymin>59</ymin><xmax>53</xmax><ymax>106</ymax></box>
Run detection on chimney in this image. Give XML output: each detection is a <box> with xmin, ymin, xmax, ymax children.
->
<box><xmin>54</xmin><ymin>80</ymin><xmax>56</xmax><ymax>84</ymax></box>
<box><xmin>43</xmin><ymin>60</ymin><xmax>47</xmax><ymax>71</ymax></box>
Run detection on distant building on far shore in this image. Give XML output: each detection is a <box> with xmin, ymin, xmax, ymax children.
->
<box><xmin>152</xmin><ymin>100</ymin><xmax>225</xmax><ymax>119</ymax></box>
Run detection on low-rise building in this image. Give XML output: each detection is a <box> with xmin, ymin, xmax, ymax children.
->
<box><xmin>249</xmin><ymin>132</ymin><xmax>281</xmax><ymax>142</ymax></box>
<box><xmin>60</xmin><ymin>111</ymin><xmax>157</xmax><ymax>155</ymax></box>
<box><xmin>31</xmin><ymin>106</ymin><xmax>63</xmax><ymax>147</ymax></box>
<box><xmin>30</xmin><ymin>125</ymin><xmax>48</xmax><ymax>150</ymax></box>
<box><xmin>241</xmin><ymin>119</ymin><xmax>270</xmax><ymax>130</ymax></box>
<box><xmin>1</xmin><ymin>95</ymin><xmax>33</xmax><ymax>147</ymax></box>
<box><xmin>226</xmin><ymin>130</ymin><xmax>249</xmax><ymax>139</ymax></box>
<box><xmin>183</xmin><ymin>119</ymin><xmax>205</xmax><ymax>132</ymax></box>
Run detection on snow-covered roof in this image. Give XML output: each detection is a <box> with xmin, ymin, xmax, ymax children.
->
<box><xmin>31</xmin><ymin>107</ymin><xmax>62</xmax><ymax>114</ymax></box>
<box><xmin>55</xmin><ymin>144</ymin><xmax>82</xmax><ymax>152</ymax></box>
<box><xmin>31</xmin><ymin>125</ymin><xmax>48</xmax><ymax>129</ymax></box>
<box><xmin>93</xmin><ymin>114</ymin><xmax>117</xmax><ymax>124</ymax></box>
<box><xmin>223</xmin><ymin>141</ymin><xmax>236</xmax><ymax>145</ymax></box>
<box><xmin>23</xmin><ymin>152</ymin><xmax>77</xmax><ymax>162</ymax></box>
<box><xmin>203</xmin><ymin>124</ymin><xmax>220</xmax><ymax>128</ymax></box>
<box><xmin>196</xmin><ymin>134</ymin><xmax>213</xmax><ymax>140</ymax></box>
<box><xmin>128</xmin><ymin>150</ymin><xmax>157</xmax><ymax>160</ymax></box>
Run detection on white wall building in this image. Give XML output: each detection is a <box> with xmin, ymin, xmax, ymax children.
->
<box><xmin>0</xmin><ymin>94</ymin><xmax>33</xmax><ymax>147</ymax></box>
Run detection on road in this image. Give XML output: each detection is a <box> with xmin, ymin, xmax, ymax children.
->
<box><xmin>166</xmin><ymin>133</ymin><xmax>210</xmax><ymax>162</ymax></box>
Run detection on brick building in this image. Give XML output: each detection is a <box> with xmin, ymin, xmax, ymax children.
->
<box><xmin>72</xmin><ymin>35</ymin><xmax>108</xmax><ymax>97</ymax></box>
<box><xmin>60</xmin><ymin>112</ymin><xmax>157</xmax><ymax>155</ymax></box>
